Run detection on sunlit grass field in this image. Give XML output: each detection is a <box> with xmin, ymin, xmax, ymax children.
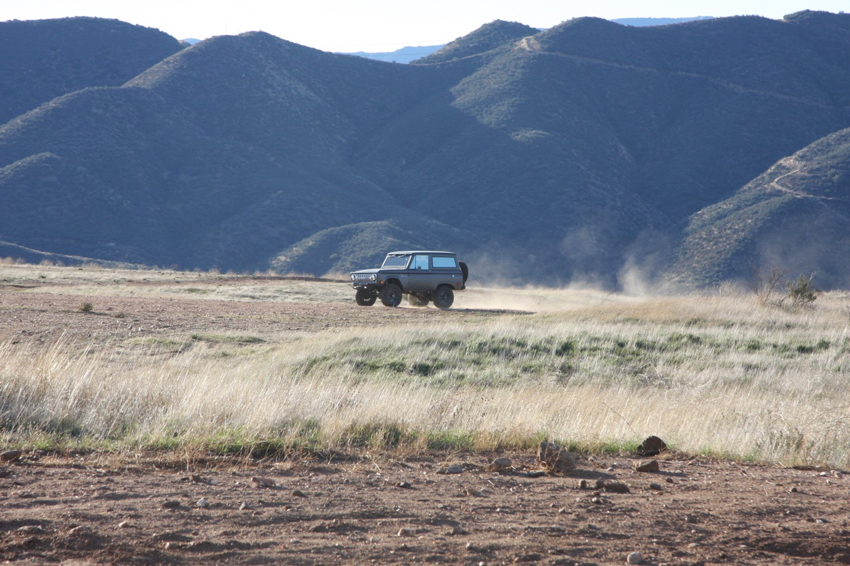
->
<box><xmin>2</xmin><ymin>261</ymin><xmax>849</xmax><ymax>467</ymax></box>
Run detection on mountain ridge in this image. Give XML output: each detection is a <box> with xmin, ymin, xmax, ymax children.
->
<box><xmin>2</xmin><ymin>13</ymin><xmax>850</xmax><ymax>287</ymax></box>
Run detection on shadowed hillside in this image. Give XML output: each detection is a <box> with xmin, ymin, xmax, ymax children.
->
<box><xmin>669</xmin><ymin>127</ymin><xmax>850</xmax><ymax>288</ymax></box>
<box><xmin>1</xmin><ymin>12</ymin><xmax>850</xmax><ymax>287</ymax></box>
<box><xmin>0</xmin><ymin>17</ymin><xmax>183</xmax><ymax>126</ymax></box>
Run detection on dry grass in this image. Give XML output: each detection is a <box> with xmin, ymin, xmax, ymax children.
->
<box><xmin>2</xmin><ymin>263</ymin><xmax>850</xmax><ymax>467</ymax></box>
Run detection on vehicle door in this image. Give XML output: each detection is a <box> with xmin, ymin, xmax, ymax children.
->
<box><xmin>430</xmin><ymin>255</ymin><xmax>461</xmax><ymax>290</ymax></box>
<box><xmin>406</xmin><ymin>254</ymin><xmax>431</xmax><ymax>291</ymax></box>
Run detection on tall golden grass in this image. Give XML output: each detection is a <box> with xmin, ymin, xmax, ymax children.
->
<box><xmin>1</xmin><ymin>263</ymin><xmax>849</xmax><ymax>467</ymax></box>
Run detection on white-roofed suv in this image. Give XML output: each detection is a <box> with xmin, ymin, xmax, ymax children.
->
<box><xmin>350</xmin><ymin>251</ymin><xmax>469</xmax><ymax>310</ymax></box>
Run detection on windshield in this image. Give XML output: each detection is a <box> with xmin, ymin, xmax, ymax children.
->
<box><xmin>381</xmin><ymin>254</ymin><xmax>410</xmax><ymax>269</ymax></box>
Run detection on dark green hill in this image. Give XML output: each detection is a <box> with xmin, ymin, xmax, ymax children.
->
<box><xmin>668</xmin><ymin>127</ymin><xmax>850</xmax><ymax>288</ymax></box>
<box><xmin>0</xmin><ymin>17</ymin><xmax>183</xmax><ymax>126</ymax></box>
<box><xmin>415</xmin><ymin>20</ymin><xmax>538</xmax><ymax>64</ymax></box>
<box><xmin>2</xmin><ymin>12</ymin><xmax>850</xmax><ymax>287</ymax></box>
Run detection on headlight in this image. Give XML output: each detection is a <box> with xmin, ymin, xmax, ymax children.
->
<box><xmin>350</xmin><ymin>274</ymin><xmax>356</xmax><ymax>281</ymax></box>
<box><xmin>370</xmin><ymin>274</ymin><xmax>377</xmax><ymax>281</ymax></box>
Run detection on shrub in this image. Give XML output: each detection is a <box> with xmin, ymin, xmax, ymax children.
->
<box><xmin>786</xmin><ymin>273</ymin><xmax>819</xmax><ymax>308</ymax></box>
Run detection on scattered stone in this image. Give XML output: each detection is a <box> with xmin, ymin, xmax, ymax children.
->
<box><xmin>118</xmin><ymin>521</ymin><xmax>129</xmax><ymax>528</ymax></box>
<box><xmin>591</xmin><ymin>497</ymin><xmax>603</xmax><ymax>504</ymax></box>
<box><xmin>437</xmin><ymin>465</ymin><xmax>464</xmax><ymax>475</ymax></box>
<box><xmin>190</xmin><ymin>474</ymin><xmax>213</xmax><ymax>484</ymax></box>
<box><xmin>196</xmin><ymin>497</ymin><xmax>208</xmax><ymax>508</ymax></box>
<box><xmin>251</xmin><ymin>477</ymin><xmax>276</xmax><ymax>488</ymax></box>
<box><xmin>685</xmin><ymin>514</ymin><xmax>698</xmax><ymax>524</ymax></box>
<box><xmin>537</xmin><ymin>442</ymin><xmax>577</xmax><ymax>473</ymax></box>
<box><xmin>522</xmin><ymin>471</ymin><xmax>547</xmax><ymax>478</ymax></box>
<box><xmin>635</xmin><ymin>460</ymin><xmax>660</xmax><ymax>473</ymax></box>
<box><xmin>16</xmin><ymin>525</ymin><xmax>45</xmax><ymax>534</ymax></box>
<box><xmin>639</xmin><ymin>436</ymin><xmax>667</xmax><ymax>456</ymax></box>
<box><xmin>488</xmin><ymin>458</ymin><xmax>513</xmax><ymax>473</ymax></box>
<box><xmin>161</xmin><ymin>500</ymin><xmax>181</xmax><ymax>509</ymax></box>
<box><xmin>627</xmin><ymin>550</ymin><xmax>644</xmax><ymax>564</ymax></box>
<box><xmin>603</xmin><ymin>481</ymin><xmax>631</xmax><ymax>494</ymax></box>
<box><xmin>0</xmin><ymin>450</ymin><xmax>22</xmax><ymax>463</ymax></box>
<box><xmin>789</xmin><ymin>486</ymin><xmax>798</xmax><ymax>493</ymax></box>
<box><xmin>558</xmin><ymin>508</ymin><xmax>567</xmax><ymax>514</ymax></box>
<box><xmin>649</xmin><ymin>483</ymin><xmax>662</xmax><ymax>491</ymax></box>
<box><xmin>0</xmin><ymin>468</ymin><xmax>10</xmax><ymax>478</ymax></box>
<box><xmin>578</xmin><ymin>479</ymin><xmax>588</xmax><ymax>489</ymax></box>
<box><xmin>292</xmin><ymin>489</ymin><xmax>306</xmax><ymax>498</ymax></box>
<box><xmin>463</xmin><ymin>487</ymin><xmax>483</xmax><ymax>497</ymax></box>
<box><xmin>239</xmin><ymin>502</ymin><xmax>248</xmax><ymax>511</ymax></box>
<box><xmin>397</xmin><ymin>481</ymin><xmax>413</xmax><ymax>489</ymax></box>
<box><xmin>397</xmin><ymin>528</ymin><xmax>416</xmax><ymax>537</ymax></box>
<box><xmin>665</xmin><ymin>477</ymin><xmax>674</xmax><ymax>484</ymax></box>
<box><xmin>449</xmin><ymin>526</ymin><xmax>469</xmax><ymax>536</ymax></box>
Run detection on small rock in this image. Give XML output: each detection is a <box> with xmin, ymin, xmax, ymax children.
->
<box><xmin>578</xmin><ymin>479</ymin><xmax>588</xmax><ymax>489</ymax></box>
<box><xmin>397</xmin><ymin>528</ymin><xmax>416</xmax><ymax>537</ymax></box>
<box><xmin>602</xmin><ymin>481</ymin><xmax>631</xmax><ymax>494</ymax></box>
<box><xmin>16</xmin><ymin>525</ymin><xmax>45</xmax><ymax>534</ymax></box>
<box><xmin>397</xmin><ymin>481</ymin><xmax>413</xmax><ymax>489</ymax></box>
<box><xmin>627</xmin><ymin>550</ymin><xmax>644</xmax><ymax>564</ymax></box>
<box><xmin>685</xmin><ymin>514</ymin><xmax>698</xmax><ymax>524</ymax></box>
<box><xmin>161</xmin><ymin>500</ymin><xmax>181</xmax><ymax>509</ymax></box>
<box><xmin>558</xmin><ymin>508</ymin><xmax>567</xmax><ymax>514</ymax></box>
<box><xmin>0</xmin><ymin>468</ymin><xmax>10</xmax><ymax>478</ymax></box>
<box><xmin>437</xmin><ymin>465</ymin><xmax>464</xmax><ymax>475</ymax></box>
<box><xmin>537</xmin><ymin>441</ymin><xmax>577</xmax><ymax>473</ymax></box>
<box><xmin>251</xmin><ymin>477</ymin><xmax>276</xmax><ymax>488</ymax></box>
<box><xmin>591</xmin><ymin>497</ymin><xmax>603</xmax><ymax>504</ymax></box>
<box><xmin>638</xmin><ymin>436</ymin><xmax>667</xmax><ymax>456</ymax></box>
<box><xmin>635</xmin><ymin>460</ymin><xmax>660</xmax><ymax>473</ymax></box>
<box><xmin>0</xmin><ymin>450</ymin><xmax>22</xmax><ymax>463</ymax></box>
<box><xmin>196</xmin><ymin>497</ymin><xmax>208</xmax><ymax>508</ymax></box>
<box><xmin>649</xmin><ymin>482</ymin><xmax>662</xmax><ymax>491</ymax></box>
<box><xmin>665</xmin><ymin>477</ymin><xmax>674</xmax><ymax>484</ymax></box>
<box><xmin>292</xmin><ymin>489</ymin><xmax>306</xmax><ymax>498</ymax></box>
<box><xmin>239</xmin><ymin>502</ymin><xmax>248</xmax><ymax>511</ymax></box>
<box><xmin>789</xmin><ymin>486</ymin><xmax>798</xmax><ymax>493</ymax></box>
<box><xmin>118</xmin><ymin>521</ymin><xmax>129</xmax><ymax>528</ymax></box>
<box><xmin>464</xmin><ymin>487</ymin><xmax>483</xmax><ymax>497</ymax></box>
<box><xmin>449</xmin><ymin>526</ymin><xmax>469</xmax><ymax>536</ymax></box>
<box><xmin>488</xmin><ymin>457</ymin><xmax>513</xmax><ymax>473</ymax></box>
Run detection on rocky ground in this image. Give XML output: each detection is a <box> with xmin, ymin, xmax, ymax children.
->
<box><xmin>1</xmin><ymin>273</ymin><xmax>850</xmax><ymax>564</ymax></box>
<box><xmin>2</xmin><ymin>450</ymin><xmax>850</xmax><ymax>565</ymax></box>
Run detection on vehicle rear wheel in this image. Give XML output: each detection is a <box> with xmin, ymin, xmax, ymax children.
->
<box><xmin>432</xmin><ymin>286</ymin><xmax>454</xmax><ymax>310</ymax></box>
<box><xmin>355</xmin><ymin>289</ymin><xmax>377</xmax><ymax>306</ymax></box>
<box><xmin>408</xmin><ymin>293</ymin><xmax>430</xmax><ymax>307</ymax></box>
<box><xmin>379</xmin><ymin>283</ymin><xmax>403</xmax><ymax>307</ymax></box>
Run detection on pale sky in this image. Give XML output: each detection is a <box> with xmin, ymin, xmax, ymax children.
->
<box><xmin>3</xmin><ymin>1</ymin><xmax>848</xmax><ymax>52</ymax></box>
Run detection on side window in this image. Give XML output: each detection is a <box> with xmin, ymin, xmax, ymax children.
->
<box><xmin>411</xmin><ymin>255</ymin><xmax>429</xmax><ymax>270</ymax></box>
<box><xmin>432</xmin><ymin>256</ymin><xmax>458</xmax><ymax>269</ymax></box>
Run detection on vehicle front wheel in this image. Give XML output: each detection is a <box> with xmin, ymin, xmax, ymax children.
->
<box><xmin>355</xmin><ymin>289</ymin><xmax>377</xmax><ymax>306</ymax></box>
<box><xmin>432</xmin><ymin>286</ymin><xmax>454</xmax><ymax>310</ymax></box>
<box><xmin>379</xmin><ymin>284</ymin><xmax>403</xmax><ymax>307</ymax></box>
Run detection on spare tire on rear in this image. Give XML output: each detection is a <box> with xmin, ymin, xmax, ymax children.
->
<box><xmin>459</xmin><ymin>262</ymin><xmax>469</xmax><ymax>285</ymax></box>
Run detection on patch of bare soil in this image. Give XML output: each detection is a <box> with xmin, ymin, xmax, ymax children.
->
<box><xmin>1</xmin><ymin>453</ymin><xmax>849</xmax><ymax>565</ymax></box>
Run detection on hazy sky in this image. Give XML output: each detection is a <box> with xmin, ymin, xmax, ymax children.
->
<box><xmin>3</xmin><ymin>1</ymin><xmax>848</xmax><ymax>52</ymax></box>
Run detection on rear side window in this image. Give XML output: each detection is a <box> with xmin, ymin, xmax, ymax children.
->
<box><xmin>411</xmin><ymin>255</ymin><xmax>429</xmax><ymax>270</ymax></box>
<box><xmin>432</xmin><ymin>256</ymin><xmax>457</xmax><ymax>269</ymax></box>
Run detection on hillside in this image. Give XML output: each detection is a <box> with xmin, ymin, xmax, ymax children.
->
<box><xmin>1</xmin><ymin>12</ymin><xmax>850</xmax><ymax>287</ymax></box>
<box><xmin>668</xmin><ymin>126</ymin><xmax>850</xmax><ymax>288</ymax></box>
<box><xmin>0</xmin><ymin>17</ymin><xmax>183</xmax><ymax>126</ymax></box>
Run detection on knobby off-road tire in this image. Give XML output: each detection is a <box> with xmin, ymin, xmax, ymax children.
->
<box><xmin>379</xmin><ymin>283</ymin><xmax>403</xmax><ymax>307</ymax></box>
<box><xmin>432</xmin><ymin>286</ymin><xmax>454</xmax><ymax>310</ymax></box>
<box><xmin>408</xmin><ymin>293</ymin><xmax>430</xmax><ymax>307</ymax></box>
<box><xmin>355</xmin><ymin>289</ymin><xmax>377</xmax><ymax>306</ymax></box>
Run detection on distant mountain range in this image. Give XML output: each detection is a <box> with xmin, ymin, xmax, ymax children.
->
<box><xmin>351</xmin><ymin>17</ymin><xmax>715</xmax><ymax>64</ymax></box>
<box><xmin>1</xmin><ymin>12</ymin><xmax>849</xmax><ymax>289</ymax></box>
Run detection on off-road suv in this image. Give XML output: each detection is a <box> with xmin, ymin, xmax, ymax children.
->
<box><xmin>350</xmin><ymin>251</ymin><xmax>468</xmax><ymax>309</ymax></box>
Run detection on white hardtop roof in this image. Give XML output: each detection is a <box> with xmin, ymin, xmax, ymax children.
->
<box><xmin>386</xmin><ymin>251</ymin><xmax>455</xmax><ymax>255</ymax></box>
